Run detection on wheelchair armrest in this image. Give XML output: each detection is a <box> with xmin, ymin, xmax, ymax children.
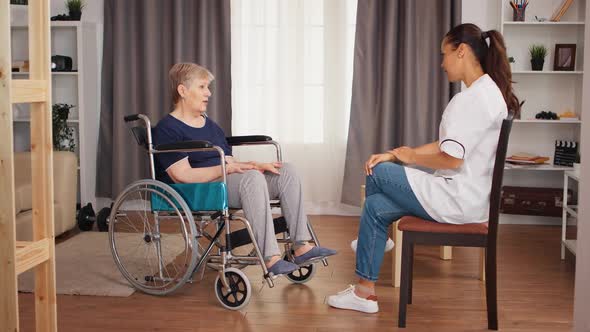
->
<box><xmin>226</xmin><ymin>135</ymin><xmax>273</xmax><ymax>146</ymax></box>
<box><xmin>155</xmin><ymin>140</ymin><xmax>213</xmax><ymax>151</ymax></box>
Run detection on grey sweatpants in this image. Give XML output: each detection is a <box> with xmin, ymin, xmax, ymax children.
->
<box><xmin>226</xmin><ymin>163</ymin><xmax>311</xmax><ymax>259</ymax></box>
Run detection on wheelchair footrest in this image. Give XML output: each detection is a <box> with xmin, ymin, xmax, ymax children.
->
<box><xmin>229</xmin><ymin>217</ymin><xmax>288</xmax><ymax>249</ymax></box>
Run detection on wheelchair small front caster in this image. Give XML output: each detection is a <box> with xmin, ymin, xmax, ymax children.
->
<box><xmin>283</xmin><ymin>255</ymin><xmax>316</xmax><ymax>284</ymax></box>
<box><xmin>214</xmin><ymin>268</ymin><xmax>252</xmax><ymax>310</ymax></box>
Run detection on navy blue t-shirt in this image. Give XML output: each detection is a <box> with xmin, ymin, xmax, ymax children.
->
<box><xmin>153</xmin><ymin>114</ymin><xmax>232</xmax><ymax>183</ymax></box>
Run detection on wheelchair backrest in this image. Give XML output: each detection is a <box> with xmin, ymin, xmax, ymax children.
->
<box><xmin>130</xmin><ymin>126</ymin><xmax>149</xmax><ymax>150</ymax></box>
<box><xmin>124</xmin><ymin>114</ymin><xmax>157</xmax><ymax>180</ymax></box>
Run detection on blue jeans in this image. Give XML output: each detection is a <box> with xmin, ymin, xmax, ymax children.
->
<box><xmin>355</xmin><ymin>162</ymin><xmax>434</xmax><ymax>282</ymax></box>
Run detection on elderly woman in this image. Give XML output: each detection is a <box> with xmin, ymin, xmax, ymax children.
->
<box><xmin>153</xmin><ymin>63</ymin><xmax>336</xmax><ymax>276</ymax></box>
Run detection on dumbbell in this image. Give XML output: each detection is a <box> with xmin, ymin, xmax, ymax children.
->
<box><xmin>76</xmin><ymin>203</ymin><xmax>112</xmax><ymax>232</ymax></box>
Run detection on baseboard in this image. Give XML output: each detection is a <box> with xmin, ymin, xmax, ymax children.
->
<box><xmin>499</xmin><ymin>213</ymin><xmax>576</xmax><ymax>225</ymax></box>
<box><xmin>304</xmin><ymin>202</ymin><xmax>361</xmax><ymax>216</ymax></box>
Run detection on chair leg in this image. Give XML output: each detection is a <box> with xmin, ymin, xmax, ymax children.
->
<box><xmin>439</xmin><ymin>246</ymin><xmax>452</xmax><ymax>260</ymax></box>
<box><xmin>408</xmin><ymin>243</ymin><xmax>414</xmax><ymax>305</ymax></box>
<box><xmin>392</xmin><ymin>221</ymin><xmax>402</xmax><ymax>287</ymax></box>
<box><xmin>479</xmin><ymin>248</ymin><xmax>486</xmax><ymax>281</ymax></box>
<box><xmin>485</xmin><ymin>249</ymin><xmax>498</xmax><ymax>330</ymax></box>
<box><xmin>398</xmin><ymin>235</ymin><xmax>412</xmax><ymax>328</ymax></box>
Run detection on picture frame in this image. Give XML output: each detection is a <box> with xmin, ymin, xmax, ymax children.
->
<box><xmin>554</xmin><ymin>44</ymin><xmax>576</xmax><ymax>71</ymax></box>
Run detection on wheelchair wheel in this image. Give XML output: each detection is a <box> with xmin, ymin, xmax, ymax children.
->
<box><xmin>109</xmin><ymin>179</ymin><xmax>200</xmax><ymax>296</ymax></box>
<box><xmin>214</xmin><ymin>268</ymin><xmax>252</xmax><ymax>310</ymax></box>
<box><xmin>283</xmin><ymin>255</ymin><xmax>316</xmax><ymax>284</ymax></box>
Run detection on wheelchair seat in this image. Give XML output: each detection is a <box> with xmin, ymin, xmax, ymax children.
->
<box><xmin>152</xmin><ymin>182</ymin><xmax>228</xmax><ymax>212</ymax></box>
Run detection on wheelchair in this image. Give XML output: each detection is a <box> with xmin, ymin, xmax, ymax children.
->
<box><xmin>108</xmin><ymin>114</ymin><xmax>329</xmax><ymax>310</ymax></box>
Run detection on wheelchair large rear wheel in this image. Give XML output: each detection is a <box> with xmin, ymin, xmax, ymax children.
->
<box><xmin>109</xmin><ymin>180</ymin><xmax>200</xmax><ymax>296</ymax></box>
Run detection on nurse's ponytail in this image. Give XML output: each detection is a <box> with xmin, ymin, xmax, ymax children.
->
<box><xmin>445</xmin><ymin>24</ymin><xmax>520</xmax><ymax>115</ymax></box>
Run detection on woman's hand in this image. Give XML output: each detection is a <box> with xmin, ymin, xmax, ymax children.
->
<box><xmin>254</xmin><ymin>162</ymin><xmax>282</xmax><ymax>175</ymax></box>
<box><xmin>226</xmin><ymin>163</ymin><xmax>255</xmax><ymax>174</ymax></box>
<box><xmin>390</xmin><ymin>147</ymin><xmax>417</xmax><ymax>165</ymax></box>
<box><xmin>365</xmin><ymin>153</ymin><xmax>395</xmax><ymax>175</ymax></box>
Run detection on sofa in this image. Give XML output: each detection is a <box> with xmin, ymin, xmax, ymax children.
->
<box><xmin>13</xmin><ymin>151</ymin><xmax>78</xmax><ymax>241</ymax></box>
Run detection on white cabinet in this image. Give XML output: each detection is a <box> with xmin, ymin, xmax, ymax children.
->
<box><xmin>11</xmin><ymin>21</ymin><xmax>99</xmax><ymax>208</ymax></box>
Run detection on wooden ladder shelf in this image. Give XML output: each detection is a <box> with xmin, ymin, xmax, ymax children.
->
<box><xmin>1</xmin><ymin>0</ymin><xmax>58</xmax><ymax>331</ymax></box>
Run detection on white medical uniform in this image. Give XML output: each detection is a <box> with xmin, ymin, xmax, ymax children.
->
<box><xmin>405</xmin><ymin>74</ymin><xmax>508</xmax><ymax>224</ymax></box>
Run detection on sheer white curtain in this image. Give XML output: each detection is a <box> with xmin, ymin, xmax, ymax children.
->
<box><xmin>230</xmin><ymin>0</ymin><xmax>358</xmax><ymax>214</ymax></box>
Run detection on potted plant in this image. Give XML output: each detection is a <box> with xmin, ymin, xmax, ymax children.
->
<box><xmin>65</xmin><ymin>0</ymin><xmax>85</xmax><ymax>21</ymax></box>
<box><xmin>529</xmin><ymin>44</ymin><xmax>547</xmax><ymax>71</ymax></box>
<box><xmin>52</xmin><ymin>103</ymin><xmax>76</xmax><ymax>152</ymax></box>
<box><xmin>508</xmin><ymin>56</ymin><xmax>515</xmax><ymax>71</ymax></box>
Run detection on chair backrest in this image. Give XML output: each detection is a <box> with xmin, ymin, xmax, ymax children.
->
<box><xmin>487</xmin><ymin>111</ymin><xmax>514</xmax><ymax>247</ymax></box>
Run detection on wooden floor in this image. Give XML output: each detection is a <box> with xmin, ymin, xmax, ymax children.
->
<box><xmin>18</xmin><ymin>216</ymin><xmax>575</xmax><ymax>332</ymax></box>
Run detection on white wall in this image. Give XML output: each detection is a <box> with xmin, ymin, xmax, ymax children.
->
<box><xmin>461</xmin><ymin>0</ymin><xmax>500</xmax><ymax>31</ymax></box>
<box><xmin>573</xmin><ymin>3</ymin><xmax>590</xmax><ymax>330</ymax></box>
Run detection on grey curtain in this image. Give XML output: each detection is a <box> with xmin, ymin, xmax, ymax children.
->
<box><xmin>96</xmin><ymin>0</ymin><xmax>232</xmax><ymax>198</ymax></box>
<box><xmin>341</xmin><ymin>0</ymin><xmax>461</xmax><ymax>205</ymax></box>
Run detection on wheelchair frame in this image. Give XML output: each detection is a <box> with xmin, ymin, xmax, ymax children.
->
<box><xmin>109</xmin><ymin>114</ymin><xmax>327</xmax><ymax>309</ymax></box>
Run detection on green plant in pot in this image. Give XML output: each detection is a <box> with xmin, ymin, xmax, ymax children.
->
<box><xmin>529</xmin><ymin>44</ymin><xmax>547</xmax><ymax>71</ymax></box>
<box><xmin>52</xmin><ymin>103</ymin><xmax>76</xmax><ymax>152</ymax></box>
<box><xmin>65</xmin><ymin>0</ymin><xmax>84</xmax><ymax>21</ymax></box>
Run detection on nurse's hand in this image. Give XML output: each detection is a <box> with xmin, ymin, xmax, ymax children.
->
<box><xmin>365</xmin><ymin>153</ymin><xmax>395</xmax><ymax>175</ymax></box>
<box><xmin>390</xmin><ymin>147</ymin><xmax>416</xmax><ymax>165</ymax></box>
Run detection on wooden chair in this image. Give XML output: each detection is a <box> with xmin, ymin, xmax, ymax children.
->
<box><xmin>397</xmin><ymin>113</ymin><xmax>514</xmax><ymax>330</ymax></box>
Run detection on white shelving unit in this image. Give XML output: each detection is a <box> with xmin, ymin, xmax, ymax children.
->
<box><xmin>505</xmin><ymin>164</ymin><xmax>573</xmax><ymax>171</ymax></box>
<box><xmin>511</xmin><ymin>70</ymin><xmax>584</xmax><ymax>74</ymax></box>
<box><xmin>562</xmin><ymin>170</ymin><xmax>579</xmax><ymax>258</ymax></box>
<box><xmin>10</xmin><ymin>21</ymin><xmax>99</xmax><ymax>208</ymax></box>
<box><xmin>503</xmin><ymin>21</ymin><xmax>585</xmax><ymax>25</ymax></box>
<box><xmin>500</xmin><ymin>1</ymin><xmax>584</xmax><ymax>178</ymax></box>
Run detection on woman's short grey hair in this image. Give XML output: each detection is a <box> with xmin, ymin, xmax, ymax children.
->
<box><xmin>169</xmin><ymin>63</ymin><xmax>214</xmax><ymax>105</ymax></box>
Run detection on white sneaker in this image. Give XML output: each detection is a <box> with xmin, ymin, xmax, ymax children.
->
<box><xmin>351</xmin><ymin>238</ymin><xmax>394</xmax><ymax>253</ymax></box>
<box><xmin>327</xmin><ymin>285</ymin><xmax>379</xmax><ymax>313</ymax></box>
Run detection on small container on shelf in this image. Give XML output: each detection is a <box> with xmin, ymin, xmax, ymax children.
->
<box><xmin>573</xmin><ymin>162</ymin><xmax>581</xmax><ymax>175</ymax></box>
<box><xmin>510</xmin><ymin>0</ymin><xmax>528</xmax><ymax>21</ymax></box>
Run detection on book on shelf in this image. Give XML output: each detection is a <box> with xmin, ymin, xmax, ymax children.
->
<box><xmin>506</xmin><ymin>152</ymin><xmax>550</xmax><ymax>165</ymax></box>
<box><xmin>550</xmin><ymin>0</ymin><xmax>574</xmax><ymax>22</ymax></box>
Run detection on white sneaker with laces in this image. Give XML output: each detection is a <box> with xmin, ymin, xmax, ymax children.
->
<box><xmin>327</xmin><ymin>285</ymin><xmax>379</xmax><ymax>313</ymax></box>
<box><xmin>351</xmin><ymin>238</ymin><xmax>394</xmax><ymax>253</ymax></box>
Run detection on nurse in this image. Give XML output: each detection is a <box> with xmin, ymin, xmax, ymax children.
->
<box><xmin>328</xmin><ymin>23</ymin><xmax>520</xmax><ymax>313</ymax></box>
